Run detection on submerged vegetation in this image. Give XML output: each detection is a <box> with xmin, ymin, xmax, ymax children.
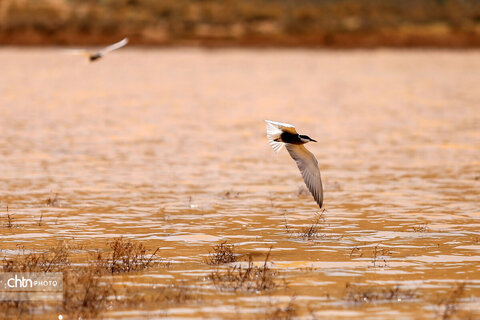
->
<box><xmin>348</xmin><ymin>244</ymin><xmax>392</xmax><ymax>268</ymax></box>
<box><xmin>435</xmin><ymin>283</ymin><xmax>467</xmax><ymax>320</ymax></box>
<box><xmin>0</xmin><ymin>0</ymin><xmax>479</xmax><ymax>46</ymax></box>
<box><xmin>283</xmin><ymin>211</ymin><xmax>343</xmax><ymax>242</ymax></box>
<box><xmin>62</xmin><ymin>266</ymin><xmax>113</xmax><ymax>319</ymax></box>
<box><xmin>94</xmin><ymin>237</ymin><xmax>163</xmax><ymax>274</ymax></box>
<box><xmin>45</xmin><ymin>192</ymin><xmax>59</xmax><ymax>207</ymax></box>
<box><xmin>1</xmin><ymin>239</ymin><xmax>169</xmax><ymax>319</ymax></box>
<box><xmin>299</xmin><ymin>212</ymin><xmax>326</xmax><ymax>241</ymax></box>
<box><xmin>3</xmin><ymin>243</ymin><xmax>70</xmax><ymax>273</ymax></box>
<box><xmin>1</xmin><ymin>205</ymin><xmax>15</xmax><ymax>229</ymax></box>
<box><xmin>263</xmin><ymin>298</ymin><xmax>298</xmax><ymax>320</ymax></box>
<box><xmin>0</xmin><ymin>235</ymin><xmax>478</xmax><ymax>319</ymax></box>
<box><xmin>0</xmin><ymin>201</ymin><xmax>477</xmax><ymax>318</ymax></box>
<box><xmin>209</xmin><ymin>249</ymin><xmax>282</xmax><ymax>292</ymax></box>
<box><xmin>344</xmin><ymin>282</ymin><xmax>418</xmax><ymax>304</ymax></box>
<box><xmin>206</xmin><ymin>241</ymin><xmax>237</xmax><ymax>265</ymax></box>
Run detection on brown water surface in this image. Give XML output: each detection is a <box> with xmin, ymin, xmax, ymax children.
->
<box><xmin>0</xmin><ymin>48</ymin><xmax>479</xmax><ymax>319</ymax></box>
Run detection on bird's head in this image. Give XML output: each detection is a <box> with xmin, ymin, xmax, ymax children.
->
<box><xmin>299</xmin><ymin>135</ymin><xmax>317</xmax><ymax>143</ymax></box>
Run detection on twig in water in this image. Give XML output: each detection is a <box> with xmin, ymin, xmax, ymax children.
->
<box><xmin>283</xmin><ymin>211</ymin><xmax>291</xmax><ymax>235</ymax></box>
<box><xmin>6</xmin><ymin>214</ymin><xmax>13</xmax><ymax>228</ymax></box>
<box><xmin>38</xmin><ymin>212</ymin><xmax>44</xmax><ymax>226</ymax></box>
<box><xmin>370</xmin><ymin>245</ymin><xmax>391</xmax><ymax>268</ymax></box>
<box><xmin>145</xmin><ymin>247</ymin><xmax>161</xmax><ymax>268</ymax></box>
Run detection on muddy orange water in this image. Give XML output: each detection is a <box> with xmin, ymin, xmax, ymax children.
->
<box><xmin>1</xmin><ymin>48</ymin><xmax>479</xmax><ymax>319</ymax></box>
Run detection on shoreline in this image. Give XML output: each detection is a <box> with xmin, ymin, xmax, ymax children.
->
<box><xmin>2</xmin><ymin>32</ymin><xmax>480</xmax><ymax>48</ymax></box>
<box><xmin>2</xmin><ymin>1</ymin><xmax>480</xmax><ymax>49</ymax></box>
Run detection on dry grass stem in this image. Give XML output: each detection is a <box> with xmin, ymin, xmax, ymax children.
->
<box><xmin>94</xmin><ymin>237</ymin><xmax>163</xmax><ymax>274</ymax></box>
<box><xmin>45</xmin><ymin>193</ymin><xmax>59</xmax><ymax>207</ymax></box>
<box><xmin>3</xmin><ymin>243</ymin><xmax>70</xmax><ymax>273</ymax></box>
<box><xmin>206</xmin><ymin>241</ymin><xmax>237</xmax><ymax>265</ymax></box>
<box><xmin>436</xmin><ymin>283</ymin><xmax>467</xmax><ymax>320</ymax></box>
<box><xmin>1</xmin><ymin>239</ymin><xmax>169</xmax><ymax>319</ymax></box>
<box><xmin>413</xmin><ymin>224</ymin><xmax>429</xmax><ymax>232</ymax></box>
<box><xmin>209</xmin><ymin>249</ymin><xmax>280</xmax><ymax>292</ymax></box>
<box><xmin>300</xmin><ymin>213</ymin><xmax>326</xmax><ymax>241</ymax></box>
<box><xmin>6</xmin><ymin>214</ymin><xmax>13</xmax><ymax>228</ymax></box>
<box><xmin>370</xmin><ymin>245</ymin><xmax>391</xmax><ymax>268</ymax></box>
<box><xmin>62</xmin><ymin>266</ymin><xmax>113</xmax><ymax>319</ymax></box>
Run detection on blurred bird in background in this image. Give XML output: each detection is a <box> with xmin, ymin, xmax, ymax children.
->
<box><xmin>65</xmin><ymin>38</ymin><xmax>128</xmax><ymax>62</ymax></box>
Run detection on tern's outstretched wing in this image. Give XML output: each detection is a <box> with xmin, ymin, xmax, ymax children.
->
<box><xmin>286</xmin><ymin>144</ymin><xmax>323</xmax><ymax>208</ymax></box>
<box><xmin>265</xmin><ymin>120</ymin><xmax>298</xmax><ymax>153</ymax></box>
<box><xmin>265</xmin><ymin>120</ymin><xmax>297</xmax><ymax>134</ymax></box>
<box><xmin>96</xmin><ymin>38</ymin><xmax>128</xmax><ymax>56</ymax></box>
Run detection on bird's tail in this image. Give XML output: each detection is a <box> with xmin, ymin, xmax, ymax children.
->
<box><xmin>265</xmin><ymin>120</ymin><xmax>285</xmax><ymax>153</ymax></box>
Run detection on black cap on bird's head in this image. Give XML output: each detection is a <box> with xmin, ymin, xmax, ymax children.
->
<box><xmin>299</xmin><ymin>134</ymin><xmax>317</xmax><ymax>143</ymax></box>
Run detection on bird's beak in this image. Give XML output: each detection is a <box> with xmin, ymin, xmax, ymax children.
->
<box><xmin>310</xmin><ymin>138</ymin><xmax>317</xmax><ymax>142</ymax></box>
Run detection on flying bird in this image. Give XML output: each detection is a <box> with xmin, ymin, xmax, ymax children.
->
<box><xmin>65</xmin><ymin>38</ymin><xmax>128</xmax><ymax>62</ymax></box>
<box><xmin>265</xmin><ymin>120</ymin><xmax>323</xmax><ymax>208</ymax></box>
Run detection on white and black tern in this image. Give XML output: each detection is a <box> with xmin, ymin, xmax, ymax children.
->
<box><xmin>66</xmin><ymin>38</ymin><xmax>128</xmax><ymax>62</ymax></box>
<box><xmin>265</xmin><ymin>120</ymin><xmax>323</xmax><ymax>208</ymax></box>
